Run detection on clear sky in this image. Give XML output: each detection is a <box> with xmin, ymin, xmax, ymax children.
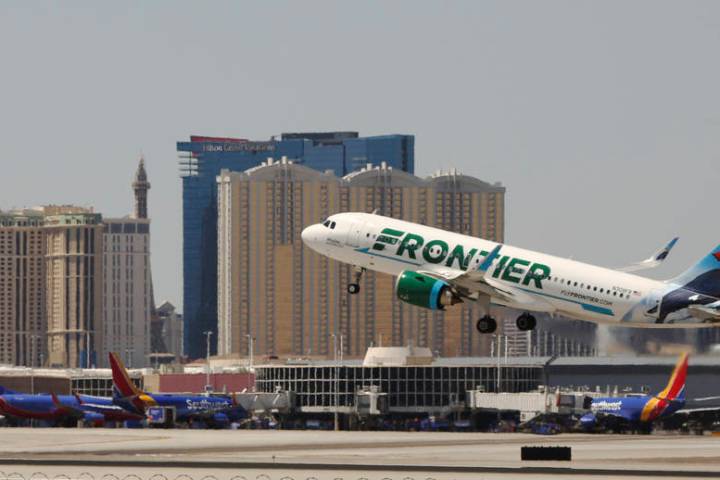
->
<box><xmin>1</xmin><ymin>1</ymin><xmax>719</xmax><ymax>309</ymax></box>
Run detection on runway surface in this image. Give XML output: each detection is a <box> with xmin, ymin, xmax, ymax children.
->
<box><xmin>0</xmin><ymin>428</ymin><xmax>718</xmax><ymax>479</ymax></box>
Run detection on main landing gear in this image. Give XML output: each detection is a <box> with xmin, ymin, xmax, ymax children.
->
<box><xmin>347</xmin><ymin>266</ymin><xmax>365</xmax><ymax>295</ymax></box>
<box><xmin>516</xmin><ymin>312</ymin><xmax>537</xmax><ymax>331</ymax></box>
<box><xmin>476</xmin><ymin>313</ymin><xmax>537</xmax><ymax>334</ymax></box>
<box><xmin>476</xmin><ymin>315</ymin><xmax>497</xmax><ymax>334</ymax></box>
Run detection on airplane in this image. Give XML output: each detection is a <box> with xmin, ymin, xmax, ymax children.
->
<box><xmin>579</xmin><ymin>353</ymin><xmax>688</xmax><ymax>432</ymax></box>
<box><xmin>109</xmin><ymin>352</ymin><xmax>245</xmax><ymax>427</ymax></box>
<box><xmin>0</xmin><ymin>386</ymin><xmax>143</xmax><ymax>427</ymax></box>
<box><xmin>301</xmin><ymin>212</ymin><xmax>718</xmax><ymax>333</ymax></box>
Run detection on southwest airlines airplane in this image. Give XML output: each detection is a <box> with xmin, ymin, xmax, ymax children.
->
<box><xmin>109</xmin><ymin>352</ymin><xmax>245</xmax><ymax>427</ymax></box>
<box><xmin>580</xmin><ymin>353</ymin><xmax>688</xmax><ymax>432</ymax></box>
<box><xmin>0</xmin><ymin>386</ymin><xmax>142</xmax><ymax>427</ymax></box>
<box><xmin>301</xmin><ymin>212</ymin><xmax>720</xmax><ymax>333</ymax></box>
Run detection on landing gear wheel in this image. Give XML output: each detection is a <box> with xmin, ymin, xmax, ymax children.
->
<box><xmin>347</xmin><ymin>266</ymin><xmax>365</xmax><ymax>295</ymax></box>
<box><xmin>476</xmin><ymin>315</ymin><xmax>497</xmax><ymax>334</ymax></box>
<box><xmin>516</xmin><ymin>313</ymin><xmax>537</xmax><ymax>331</ymax></box>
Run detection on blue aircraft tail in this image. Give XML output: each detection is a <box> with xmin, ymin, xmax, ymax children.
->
<box><xmin>669</xmin><ymin>245</ymin><xmax>720</xmax><ymax>297</ymax></box>
<box><xmin>0</xmin><ymin>385</ymin><xmax>18</xmax><ymax>395</ymax></box>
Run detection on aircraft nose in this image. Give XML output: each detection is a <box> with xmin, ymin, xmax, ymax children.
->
<box><xmin>301</xmin><ymin>224</ymin><xmax>323</xmax><ymax>250</ymax></box>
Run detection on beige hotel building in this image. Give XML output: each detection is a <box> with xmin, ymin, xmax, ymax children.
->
<box><xmin>217</xmin><ymin>159</ymin><xmax>505</xmax><ymax>359</ymax></box>
<box><xmin>0</xmin><ymin>159</ymin><xmax>154</xmax><ymax>368</ymax></box>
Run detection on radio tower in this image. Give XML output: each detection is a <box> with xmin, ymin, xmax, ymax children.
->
<box><xmin>132</xmin><ymin>156</ymin><xmax>151</xmax><ymax>219</ymax></box>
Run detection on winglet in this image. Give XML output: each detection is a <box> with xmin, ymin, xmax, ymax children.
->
<box><xmin>477</xmin><ymin>244</ymin><xmax>502</xmax><ymax>272</ymax></box>
<box><xmin>653</xmin><ymin>237</ymin><xmax>679</xmax><ymax>262</ymax></box>
<box><xmin>619</xmin><ymin>237</ymin><xmax>679</xmax><ymax>272</ymax></box>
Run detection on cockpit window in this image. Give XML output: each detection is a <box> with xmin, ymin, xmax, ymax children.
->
<box><xmin>323</xmin><ymin>220</ymin><xmax>331</xmax><ymax>227</ymax></box>
<box><xmin>330</xmin><ymin>221</ymin><xmax>336</xmax><ymax>229</ymax></box>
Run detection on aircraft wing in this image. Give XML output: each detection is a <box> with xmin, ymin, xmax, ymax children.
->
<box><xmin>676</xmin><ymin>407</ymin><xmax>720</xmax><ymax>414</ymax></box>
<box><xmin>618</xmin><ymin>237</ymin><xmax>679</xmax><ymax>273</ymax></box>
<box><xmin>592</xmin><ymin>411</ymin><xmax>632</xmax><ymax>422</ymax></box>
<box><xmin>418</xmin><ymin>244</ymin><xmax>554</xmax><ymax>312</ymax></box>
<box><xmin>50</xmin><ymin>393</ymin><xmax>85</xmax><ymax>420</ymax></box>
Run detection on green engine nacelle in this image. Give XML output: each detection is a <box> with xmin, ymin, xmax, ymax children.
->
<box><xmin>395</xmin><ymin>270</ymin><xmax>458</xmax><ymax>310</ymax></box>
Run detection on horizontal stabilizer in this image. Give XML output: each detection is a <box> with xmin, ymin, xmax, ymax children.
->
<box><xmin>688</xmin><ymin>301</ymin><xmax>720</xmax><ymax>321</ymax></box>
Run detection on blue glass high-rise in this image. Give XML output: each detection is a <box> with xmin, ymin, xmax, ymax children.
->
<box><xmin>178</xmin><ymin>132</ymin><xmax>414</xmax><ymax>358</ymax></box>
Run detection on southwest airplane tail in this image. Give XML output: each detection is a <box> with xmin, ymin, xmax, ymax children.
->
<box><xmin>109</xmin><ymin>351</ymin><xmax>142</xmax><ymax>397</ymax></box>
<box><xmin>657</xmin><ymin>352</ymin><xmax>689</xmax><ymax>402</ymax></box>
<box><xmin>638</xmin><ymin>352</ymin><xmax>688</xmax><ymax>422</ymax></box>
<box><xmin>108</xmin><ymin>352</ymin><xmax>155</xmax><ymax>413</ymax></box>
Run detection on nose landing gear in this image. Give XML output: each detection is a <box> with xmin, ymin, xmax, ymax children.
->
<box><xmin>347</xmin><ymin>266</ymin><xmax>365</xmax><ymax>295</ymax></box>
<box><xmin>516</xmin><ymin>313</ymin><xmax>537</xmax><ymax>331</ymax></box>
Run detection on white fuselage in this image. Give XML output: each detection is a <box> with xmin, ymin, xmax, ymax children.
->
<box><xmin>301</xmin><ymin>212</ymin><xmax>690</xmax><ymax>327</ymax></box>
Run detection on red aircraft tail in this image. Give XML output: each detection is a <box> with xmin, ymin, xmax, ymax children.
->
<box><xmin>109</xmin><ymin>352</ymin><xmax>142</xmax><ymax>398</ymax></box>
<box><xmin>657</xmin><ymin>352</ymin><xmax>689</xmax><ymax>401</ymax></box>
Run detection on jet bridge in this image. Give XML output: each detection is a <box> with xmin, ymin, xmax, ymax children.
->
<box><xmin>233</xmin><ymin>389</ymin><xmax>295</xmax><ymax>415</ymax></box>
<box><xmin>467</xmin><ymin>387</ymin><xmax>595</xmax><ymax>422</ymax></box>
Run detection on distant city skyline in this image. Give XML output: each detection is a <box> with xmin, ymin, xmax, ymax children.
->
<box><xmin>2</xmin><ymin>1</ymin><xmax>719</xmax><ymax>311</ymax></box>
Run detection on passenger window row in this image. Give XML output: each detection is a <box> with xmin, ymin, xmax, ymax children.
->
<box><xmin>547</xmin><ymin>276</ymin><xmax>627</xmax><ymax>299</ymax></box>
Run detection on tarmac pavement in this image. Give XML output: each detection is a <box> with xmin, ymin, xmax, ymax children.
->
<box><xmin>0</xmin><ymin>428</ymin><xmax>718</xmax><ymax>479</ymax></box>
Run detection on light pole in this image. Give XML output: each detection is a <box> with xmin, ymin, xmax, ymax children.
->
<box><xmin>204</xmin><ymin>330</ymin><xmax>213</xmax><ymax>392</ymax></box>
<box><xmin>245</xmin><ymin>334</ymin><xmax>254</xmax><ymax>369</ymax></box>
<box><xmin>331</xmin><ymin>333</ymin><xmax>339</xmax><ymax>431</ymax></box>
<box><xmin>85</xmin><ymin>330</ymin><xmax>92</xmax><ymax>368</ymax></box>
<box><xmin>494</xmin><ymin>333</ymin><xmax>502</xmax><ymax>431</ymax></box>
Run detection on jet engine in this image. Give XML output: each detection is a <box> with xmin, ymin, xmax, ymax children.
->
<box><xmin>395</xmin><ymin>270</ymin><xmax>461</xmax><ymax>310</ymax></box>
<box><xmin>211</xmin><ymin>412</ymin><xmax>230</xmax><ymax>428</ymax></box>
<box><xmin>82</xmin><ymin>411</ymin><xmax>105</xmax><ymax>427</ymax></box>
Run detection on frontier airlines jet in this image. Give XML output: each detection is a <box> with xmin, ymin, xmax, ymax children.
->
<box><xmin>301</xmin><ymin>212</ymin><xmax>720</xmax><ymax>333</ymax></box>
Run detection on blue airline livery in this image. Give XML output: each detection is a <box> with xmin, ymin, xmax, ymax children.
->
<box><xmin>580</xmin><ymin>353</ymin><xmax>688</xmax><ymax>430</ymax></box>
<box><xmin>0</xmin><ymin>387</ymin><xmax>142</xmax><ymax>426</ymax></box>
<box><xmin>109</xmin><ymin>352</ymin><xmax>245</xmax><ymax>426</ymax></box>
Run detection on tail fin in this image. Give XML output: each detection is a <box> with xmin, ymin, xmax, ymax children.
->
<box><xmin>669</xmin><ymin>245</ymin><xmax>720</xmax><ymax>297</ymax></box>
<box><xmin>108</xmin><ymin>352</ymin><xmax>142</xmax><ymax>398</ymax></box>
<box><xmin>657</xmin><ymin>353</ymin><xmax>689</xmax><ymax>401</ymax></box>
